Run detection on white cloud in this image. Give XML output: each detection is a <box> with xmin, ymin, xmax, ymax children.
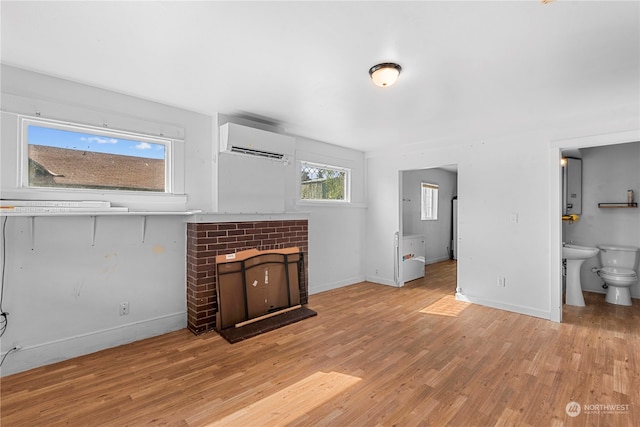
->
<box><xmin>136</xmin><ymin>142</ymin><xmax>152</xmax><ymax>150</ymax></box>
<box><xmin>80</xmin><ymin>136</ymin><xmax>118</xmax><ymax>144</ymax></box>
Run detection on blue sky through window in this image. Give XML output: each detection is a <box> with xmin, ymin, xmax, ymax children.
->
<box><xmin>28</xmin><ymin>125</ymin><xmax>165</xmax><ymax>160</ymax></box>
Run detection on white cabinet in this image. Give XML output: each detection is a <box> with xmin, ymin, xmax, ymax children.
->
<box><xmin>403</xmin><ymin>235</ymin><xmax>425</xmax><ymax>282</ymax></box>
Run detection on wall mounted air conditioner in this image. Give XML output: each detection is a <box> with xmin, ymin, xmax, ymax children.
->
<box><xmin>219</xmin><ymin>122</ymin><xmax>294</xmax><ymax>164</ymax></box>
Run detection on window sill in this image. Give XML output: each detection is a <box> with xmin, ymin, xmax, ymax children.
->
<box><xmin>1</xmin><ymin>188</ymin><xmax>188</xmax><ymax>212</ymax></box>
<box><xmin>0</xmin><ymin>210</ymin><xmax>200</xmax><ymax>217</ymax></box>
<box><xmin>296</xmin><ymin>200</ymin><xmax>367</xmax><ymax>209</ymax></box>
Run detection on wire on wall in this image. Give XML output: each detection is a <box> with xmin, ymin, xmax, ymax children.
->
<box><xmin>0</xmin><ymin>346</ymin><xmax>18</xmax><ymax>367</ymax></box>
<box><xmin>0</xmin><ymin>216</ymin><xmax>9</xmax><ymax>337</ymax></box>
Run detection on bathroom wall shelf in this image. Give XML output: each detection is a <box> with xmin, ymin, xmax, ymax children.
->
<box><xmin>597</xmin><ymin>203</ymin><xmax>638</xmax><ymax>208</ymax></box>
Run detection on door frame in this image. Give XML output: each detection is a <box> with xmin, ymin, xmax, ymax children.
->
<box><xmin>549</xmin><ymin>129</ymin><xmax>640</xmax><ymax>322</ymax></box>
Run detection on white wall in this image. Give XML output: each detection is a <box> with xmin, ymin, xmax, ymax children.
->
<box><xmin>366</xmin><ymin>116</ymin><xmax>639</xmax><ymax>320</ymax></box>
<box><xmin>295</xmin><ymin>136</ymin><xmax>367</xmax><ymax>294</ymax></box>
<box><xmin>367</xmin><ymin>136</ymin><xmax>551</xmax><ymax>317</ymax></box>
<box><xmin>402</xmin><ymin>168</ymin><xmax>457</xmax><ymax>264</ymax></box>
<box><xmin>214</xmin><ymin>115</ymin><xmax>367</xmax><ymax>294</ymax></box>
<box><xmin>216</xmin><ymin>114</ymin><xmax>293</xmax><ymax>214</ymax></box>
<box><xmin>565</xmin><ymin>142</ymin><xmax>640</xmax><ymax>298</ymax></box>
<box><xmin>0</xmin><ymin>65</ymin><xmax>215</xmax><ymax>211</ymax></box>
<box><xmin>0</xmin><ymin>66</ymin><xmax>213</xmax><ymax>376</ymax></box>
<box><xmin>0</xmin><ymin>66</ymin><xmax>367</xmax><ymax>375</ymax></box>
<box><xmin>1</xmin><ymin>215</ymin><xmax>187</xmax><ymax>375</ymax></box>
<box><xmin>2</xmin><ymin>69</ymin><xmax>636</xmax><ymax>376</ymax></box>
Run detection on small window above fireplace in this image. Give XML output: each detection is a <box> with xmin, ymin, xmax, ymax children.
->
<box><xmin>299</xmin><ymin>161</ymin><xmax>351</xmax><ymax>202</ymax></box>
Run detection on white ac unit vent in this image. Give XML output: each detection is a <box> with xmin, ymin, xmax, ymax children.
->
<box><xmin>219</xmin><ymin>123</ymin><xmax>294</xmax><ymax>163</ymax></box>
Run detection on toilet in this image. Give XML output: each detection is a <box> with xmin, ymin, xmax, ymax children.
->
<box><xmin>594</xmin><ymin>245</ymin><xmax>639</xmax><ymax>306</ymax></box>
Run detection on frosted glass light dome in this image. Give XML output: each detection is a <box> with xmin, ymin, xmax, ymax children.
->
<box><xmin>369</xmin><ymin>63</ymin><xmax>402</xmax><ymax>87</ymax></box>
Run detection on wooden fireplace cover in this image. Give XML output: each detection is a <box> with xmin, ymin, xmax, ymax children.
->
<box><xmin>215</xmin><ymin>247</ymin><xmax>303</xmax><ymax>330</ymax></box>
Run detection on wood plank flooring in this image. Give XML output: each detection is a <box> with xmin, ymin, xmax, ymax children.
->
<box><xmin>2</xmin><ymin>260</ymin><xmax>639</xmax><ymax>426</ymax></box>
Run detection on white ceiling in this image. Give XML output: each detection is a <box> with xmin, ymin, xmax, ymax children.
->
<box><xmin>1</xmin><ymin>1</ymin><xmax>638</xmax><ymax>153</ymax></box>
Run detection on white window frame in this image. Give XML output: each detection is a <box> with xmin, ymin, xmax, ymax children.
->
<box><xmin>421</xmin><ymin>182</ymin><xmax>439</xmax><ymax>221</ymax></box>
<box><xmin>299</xmin><ymin>161</ymin><xmax>351</xmax><ymax>203</ymax></box>
<box><xmin>15</xmin><ymin>116</ymin><xmax>186</xmax><ymax>209</ymax></box>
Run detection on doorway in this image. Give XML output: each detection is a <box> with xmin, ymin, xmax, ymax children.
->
<box><xmin>398</xmin><ymin>165</ymin><xmax>458</xmax><ymax>289</ymax></box>
<box><xmin>550</xmin><ymin>129</ymin><xmax>640</xmax><ymax>322</ymax></box>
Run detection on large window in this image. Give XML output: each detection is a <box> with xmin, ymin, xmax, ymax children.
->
<box><xmin>300</xmin><ymin>161</ymin><xmax>350</xmax><ymax>202</ymax></box>
<box><xmin>22</xmin><ymin>118</ymin><xmax>172</xmax><ymax>193</ymax></box>
<box><xmin>421</xmin><ymin>182</ymin><xmax>439</xmax><ymax>220</ymax></box>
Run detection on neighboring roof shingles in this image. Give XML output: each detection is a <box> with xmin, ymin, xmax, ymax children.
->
<box><xmin>28</xmin><ymin>145</ymin><xmax>165</xmax><ymax>191</ymax></box>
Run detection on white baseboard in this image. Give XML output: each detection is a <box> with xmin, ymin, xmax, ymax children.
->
<box><xmin>309</xmin><ymin>275</ymin><xmax>367</xmax><ymax>295</ymax></box>
<box><xmin>363</xmin><ymin>274</ymin><xmax>398</xmax><ymax>287</ymax></box>
<box><xmin>1</xmin><ymin>312</ymin><xmax>186</xmax><ymax>377</ymax></box>
<box><xmin>455</xmin><ymin>292</ymin><xmax>551</xmax><ymax>320</ymax></box>
<box><xmin>426</xmin><ymin>256</ymin><xmax>451</xmax><ymax>265</ymax></box>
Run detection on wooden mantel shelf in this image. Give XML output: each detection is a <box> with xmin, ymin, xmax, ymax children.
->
<box><xmin>598</xmin><ymin>203</ymin><xmax>638</xmax><ymax>208</ymax></box>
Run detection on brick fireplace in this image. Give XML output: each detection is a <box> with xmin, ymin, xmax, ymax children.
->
<box><xmin>186</xmin><ymin>217</ymin><xmax>309</xmax><ymax>334</ymax></box>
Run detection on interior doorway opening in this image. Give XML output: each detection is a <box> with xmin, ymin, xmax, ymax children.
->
<box><xmin>398</xmin><ymin>165</ymin><xmax>458</xmax><ymax>291</ymax></box>
<box><xmin>550</xmin><ymin>129</ymin><xmax>640</xmax><ymax>322</ymax></box>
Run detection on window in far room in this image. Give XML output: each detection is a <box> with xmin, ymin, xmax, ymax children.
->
<box><xmin>300</xmin><ymin>161</ymin><xmax>350</xmax><ymax>202</ymax></box>
<box><xmin>22</xmin><ymin>118</ymin><xmax>173</xmax><ymax>193</ymax></box>
<box><xmin>421</xmin><ymin>182</ymin><xmax>439</xmax><ymax>220</ymax></box>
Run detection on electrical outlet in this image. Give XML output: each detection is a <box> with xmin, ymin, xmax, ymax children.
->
<box><xmin>119</xmin><ymin>301</ymin><xmax>130</xmax><ymax>316</ymax></box>
<box><xmin>497</xmin><ymin>277</ymin><xmax>506</xmax><ymax>287</ymax></box>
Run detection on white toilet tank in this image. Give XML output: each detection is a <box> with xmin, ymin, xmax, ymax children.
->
<box><xmin>598</xmin><ymin>245</ymin><xmax>640</xmax><ymax>269</ymax></box>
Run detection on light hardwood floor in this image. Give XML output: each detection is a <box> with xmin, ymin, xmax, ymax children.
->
<box><xmin>2</xmin><ymin>260</ymin><xmax>639</xmax><ymax>426</ymax></box>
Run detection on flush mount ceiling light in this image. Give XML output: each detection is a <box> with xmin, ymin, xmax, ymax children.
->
<box><xmin>369</xmin><ymin>62</ymin><xmax>402</xmax><ymax>87</ymax></box>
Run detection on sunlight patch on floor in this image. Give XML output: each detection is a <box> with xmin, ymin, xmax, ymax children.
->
<box><xmin>204</xmin><ymin>371</ymin><xmax>361</xmax><ymax>426</ymax></box>
<box><xmin>420</xmin><ymin>295</ymin><xmax>470</xmax><ymax>317</ymax></box>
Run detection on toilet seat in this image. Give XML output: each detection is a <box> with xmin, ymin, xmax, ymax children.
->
<box><xmin>598</xmin><ymin>267</ymin><xmax>637</xmax><ymax>287</ymax></box>
<box><xmin>599</xmin><ymin>266</ymin><xmax>636</xmax><ymax>277</ymax></box>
